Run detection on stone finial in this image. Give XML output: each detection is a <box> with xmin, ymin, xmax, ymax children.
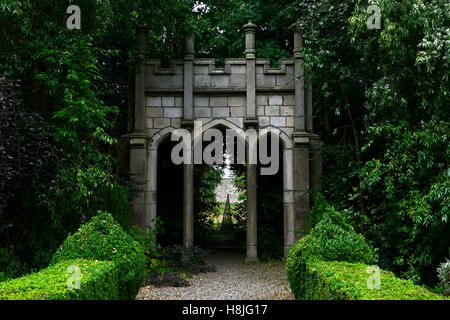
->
<box><xmin>184</xmin><ymin>34</ymin><xmax>195</xmax><ymax>59</ymax></box>
<box><xmin>290</xmin><ymin>21</ymin><xmax>304</xmax><ymax>58</ymax></box>
<box><xmin>243</xmin><ymin>20</ymin><xmax>257</xmax><ymax>32</ymax></box>
<box><xmin>243</xmin><ymin>20</ymin><xmax>257</xmax><ymax>57</ymax></box>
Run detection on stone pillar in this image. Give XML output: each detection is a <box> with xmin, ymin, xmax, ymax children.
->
<box><xmin>291</xmin><ymin>23</ymin><xmax>310</xmax><ymax>240</ymax></box>
<box><xmin>183</xmin><ymin>35</ymin><xmax>194</xmax><ymax>123</ymax></box>
<box><xmin>130</xmin><ymin>25</ymin><xmax>149</xmax><ymax>231</ymax></box>
<box><xmin>146</xmin><ymin>147</ymin><xmax>158</xmax><ymax>231</ymax></box>
<box><xmin>246</xmin><ymin>162</ymin><xmax>258</xmax><ymax>263</ymax></box>
<box><xmin>292</xmin><ymin>24</ymin><xmax>306</xmax><ymax>132</ymax></box>
<box><xmin>283</xmin><ymin>148</ymin><xmax>295</xmax><ymax>260</ymax></box>
<box><xmin>243</xmin><ymin>21</ymin><xmax>258</xmax><ymax>127</ymax></box>
<box><xmin>292</xmin><ymin>140</ymin><xmax>310</xmax><ymax>241</ymax></box>
<box><xmin>183</xmin><ymin>136</ymin><xmax>194</xmax><ymax>248</ymax></box>
<box><xmin>130</xmin><ymin>136</ymin><xmax>147</xmax><ymax>229</ymax></box>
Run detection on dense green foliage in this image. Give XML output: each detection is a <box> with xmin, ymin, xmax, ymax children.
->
<box><xmin>300</xmin><ymin>0</ymin><xmax>448</xmax><ymax>284</ymax></box>
<box><xmin>286</xmin><ymin>199</ymin><xmax>374</xmax><ymax>298</ymax></box>
<box><xmin>51</xmin><ymin>211</ymin><xmax>146</xmax><ymax>299</ymax></box>
<box><xmin>0</xmin><ymin>259</ymin><xmax>118</xmax><ymax>300</ymax></box>
<box><xmin>294</xmin><ymin>260</ymin><xmax>446</xmax><ymax>300</ymax></box>
<box><xmin>1</xmin><ymin>0</ymin><xmax>448</xmax><ymax>297</ymax></box>
<box><xmin>286</xmin><ymin>198</ymin><xmax>445</xmax><ymax>300</ymax></box>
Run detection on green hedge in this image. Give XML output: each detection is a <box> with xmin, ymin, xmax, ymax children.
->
<box><xmin>294</xmin><ymin>259</ymin><xmax>446</xmax><ymax>300</ymax></box>
<box><xmin>51</xmin><ymin>211</ymin><xmax>146</xmax><ymax>300</ymax></box>
<box><xmin>0</xmin><ymin>259</ymin><xmax>118</xmax><ymax>300</ymax></box>
<box><xmin>286</xmin><ymin>199</ymin><xmax>445</xmax><ymax>300</ymax></box>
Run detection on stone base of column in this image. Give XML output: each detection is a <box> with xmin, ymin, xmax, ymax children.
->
<box><xmin>245</xmin><ymin>245</ymin><xmax>258</xmax><ymax>264</ymax></box>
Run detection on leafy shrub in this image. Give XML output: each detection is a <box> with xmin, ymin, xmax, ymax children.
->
<box><xmin>287</xmin><ymin>204</ymin><xmax>375</xmax><ymax>299</ymax></box>
<box><xmin>437</xmin><ymin>259</ymin><xmax>450</xmax><ymax>296</ymax></box>
<box><xmin>294</xmin><ymin>260</ymin><xmax>446</xmax><ymax>300</ymax></box>
<box><xmin>286</xmin><ymin>203</ymin><xmax>446</xmax><ymax>300</ymax></box>
<box><xmin>0</xmin><ymin>259</ymin><xmax>118</xmax><ymax>300</ymax></box>
<box><xmin>295</xmin><ymin>206</ymin><xmax>375</xmax><ymax>264</ymax></box>
<box><xmin>51</xmin><ymin>211</ymin><xmax>146</xmax><ymax>299</ymax></box>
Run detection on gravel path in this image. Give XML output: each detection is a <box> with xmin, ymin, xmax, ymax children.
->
<box><xmin>136</xmin><ymin>250</ymin><xmax>294</xmax><ymax>300</ymax></box>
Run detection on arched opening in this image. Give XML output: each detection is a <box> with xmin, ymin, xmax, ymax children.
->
<box><xmin>156</xmin><ymin>136</ymin><xmax>183</xmax><ymax>246</ymax></box>
<box><xmin>192</xmin><ymin>122</ymin><xmax>247</xmax><ymax>253</ymax></box>
<box><xmin>257</xmin><ymin>132</ymin><xmax>284</xmax><ymax>261</ymax></box>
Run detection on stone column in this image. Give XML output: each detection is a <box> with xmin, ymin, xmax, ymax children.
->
<box><xmin>292</xmin><ymin>24</ymin><xmax>306</xmax><ymax>132</ymax></box>
<box><xmin>283</xmin><ymin>148</ymin><xmax>295</xmax><ymax>260</ymax></box>
<box><xmin>243</xmin><ymin>21</ymin><xmax>258</xmax><ymax>127</ymax></box>
<box><xmin>146</xmin><ymin>147</ymin><xmax>158</xmax><ymax>231</ymax></box>
<box><xmin>183</xmin><ymin>35</ymin><xmax>194</xmax><ymax>123</ymax></box>
<box><xmin>183</xmin><ymin>136</ymin><xmax>194</xmax><ymax>248</ymax></box>
<box><xmin>246</xmin><ymin>161</ymin><xmax>258</xmax><ymax>263</ymax></box>
<box><xmin>292</xmin><ymin>140</ymin><xmax>310</xmax><ymax>241</ymax></box>
<box><xmin>291</xmin><ymin>23</ymin><xmax>311</xmax><ymax>240</ymax></box>
<box><xmin>130</xmin><ymin>25</ymin><xmax>149</xmax><ymax>231</ymax></box>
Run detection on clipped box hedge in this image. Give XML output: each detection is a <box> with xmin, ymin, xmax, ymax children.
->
<box><xmin>286</xmin><ymin>199</ymin><xmax>446</xmax><ymax>300</ymax></box>
<box><xmin>51</xmin><ymin>211</ymin><xmax>146</xmax><ymax>300</ymax></box>
<box><xmin>0</xmin><ymin>259</ymin><xmax>119</xmax><ymax>300</ymax></box>
<box><xmin>293</xmin><ymin>259</ymin><xmax>445</xmax><ymax>300</ymax></box>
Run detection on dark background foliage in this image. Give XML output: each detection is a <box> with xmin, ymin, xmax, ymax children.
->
<box><xmin>0</xmin><ymin>0</ymin><xmax>448</xmax><ymax>288</ymax></box>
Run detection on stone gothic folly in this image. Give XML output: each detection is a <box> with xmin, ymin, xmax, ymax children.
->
<box><xmin>127</xmin><ymin>21</ymin><xmax>322</xmax><ymax>263</ymax></box>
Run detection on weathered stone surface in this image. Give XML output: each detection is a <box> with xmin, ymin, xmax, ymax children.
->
<box><xmin>146</xmin><ymin>96</ymin><xmax>161</xmax><ymax>107</ymax></box>
<box><xmin>210</xmin><ymin>75</ymin><xmax>228</xmax><ymax>87</ymax></box>
<box><xmin>226</xmin><ymin>117</ymin><xmax>244</xmax><ymax>127</ymax></box>
<box><xmin>256</xmin><ymin>74</ymin><xmax>275</xmax><ymax>87</ymax></box>
<box><xmin>228</xmin><ymin>74</ymin><xmax>246</xmax><ymax>87</ymax></box>
<box><xmin>286</xmin><ymin>117</ymin><xmax>294</xmax><ymax>127</ymax></box>
<box><xmin>283</xmin><ymin>95</ymin><xmax>294</xmax><ymax>105</ymax></box>
<box><xmin>265</xmin><ymin>105</ymin><xmax>280</xmax><ymax>116</ymax></box>
<box><xmin>194</xmin><ymin>75</ymin><xmax>210</xmax><ymax>87</ymax></box>
<box><xmin>153</xmin><ymin>117</ymin><xmax>170</xmax><ymax>128</ymax></box>
<box><xmin>280</xmin><ymin>106</ymin><xmax>294</xmax><ymax>116</ymax></box>
<box><xmin>230</xmin><ymin>107</ymin><xmax>246</xmax><ymax>117</ymax></box>
<box><xmin>162</xmin><ymin>96</ymin><xmax>175</xmax><ymax>107</ymax></box>
<box><xmin>146</xmin><ymin>118</ymin><xmax>153</xmax><ymax>129</ymax></box>
<box><xmin>258</xmin><ymin>116</ymin><xmax>270</xmax><ymax>127</ymax></box>
<box><xmin>195</xmin><ymin>107</ymin><xmax>212</xmax><ymax>117</ymax></box>
<box><xmin>257</xmin><ymin>106</ymin><xmax>265</xmax><ymax>116</ymax></box>
<box><xmin>256</xmin><ymin>95</ymin><xmax>267</xmax><ymax>106</ymax></box>
<box><xmin>269</xmin><ymin>95</ymin><xmax>283</xmax><ymax>105</ymax></box>
<box><xmin>175</xmin><ymin>96</ymin><xmax>183</xmax><ymax>107</ymax></box>
<box><xmin>270</xmin><ymin>116</ymin><xmax>286</xmax><ymax>127</ymax></box>
<box><xmin>146</xmin><ymin>107</ymin><xmax>163</xmax><ymax>118</ymax></box>
<box><xmin>231</xmin><ymin>65</ymin><xmax>246</xmax><ymax>74</ymax></box>
<box><xmin>171</xmin><ymin>118</ymin><xmax>181</xmax><ymax>127</ymax></box>
<box><xmin>194</xmin><ymin>65</ymin><xmax>209</xmax><ymax>74</ymax></box>
<box><xmin>164</xmin><ymin>108</ymin><xmax>183</xmax><ymax>118</ymax></box>
<box><xmin>210</xmin><ymin>96</ymin><xmax>228</xmax><ymax>107</ymax></box>
<box><xmin>194</xmin><ymin>96</ymin><xmax>209</xmax><ymax>107</ymax></box>
<box><xmin>228</xmin><ymin>96</ymin><xmax>246</xmax><ymax>107</ymax></box>
<box><xmin>212</xmin><ymin>107</ymin><xmax>230</xmax><ymax>118</ymax></box>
